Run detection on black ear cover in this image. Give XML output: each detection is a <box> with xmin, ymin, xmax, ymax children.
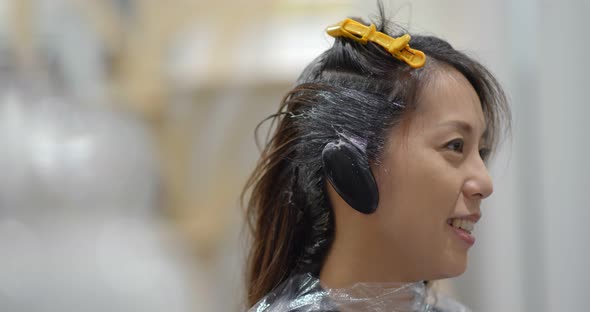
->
<box><xmin>322</xmin><ymin>140</ymin><xmax>379</xmax><ymax>214</ymax></box>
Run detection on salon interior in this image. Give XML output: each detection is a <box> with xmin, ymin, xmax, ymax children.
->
<box><xmin>0</xmin><ymin>0</ymin><xmax>587</xmax><ymax>311</ymax></box>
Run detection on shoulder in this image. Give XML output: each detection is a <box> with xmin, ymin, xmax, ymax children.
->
<box><xmin>248</xmin><ymin>273</ymin><xmax>338</xmax><ymax>312</ymax></box>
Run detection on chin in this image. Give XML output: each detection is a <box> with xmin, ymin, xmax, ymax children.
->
<box><xmin>435</xmin><ymin>258</ymin><xmax>468</xmax><ymax>279</ymax></box>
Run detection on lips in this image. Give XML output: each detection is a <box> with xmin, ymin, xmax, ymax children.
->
<box><xmin>448</xmin><ymin>213</ymin><xmax>481</xmax><ymax>223</ymax></box>
<box><xmin>448</xmin><ymin>219</ymin><xmax>474</xmax><ymax>232</ymax></box>
<box><xmin>450</xmin><ymin>225</ymin><xmax>475</xmax><ymax>246</ymax></box>
<box><xmin>447</xmin><ymin>215</ymin><xmax>479</xmax><ymax>246</ymax></box>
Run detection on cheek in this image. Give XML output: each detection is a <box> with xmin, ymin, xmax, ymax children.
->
<box><xmin>373</xmin><ymin>149</ymin><xmax>462</xmax><ymax>241</ymax></box>
<box><xmin>412</xmin><ymin>160</ymin><xmax>462</xmax><ymax>217</ymax></box>
<box><xmin>380</xmin><ymin>152</ymin><xmax>459</xmax><ymax>210</ymax></box>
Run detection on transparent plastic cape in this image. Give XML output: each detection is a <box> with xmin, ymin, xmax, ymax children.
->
<box><xmin>248</xmin><ymin>273</ymin><xmax>472</xmax><ymax>312</ymax></box>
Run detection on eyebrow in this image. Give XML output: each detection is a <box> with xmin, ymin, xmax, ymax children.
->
<box><xmin>438</xmin><ymin>120</ymin><xmax>488</xmax><ymax>139</ymax></box>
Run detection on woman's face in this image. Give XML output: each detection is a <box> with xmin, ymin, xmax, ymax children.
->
<box><xmin>371</xmin><ymin>67</ymin><xmax>493</xmax><ymax>280</ymax></box>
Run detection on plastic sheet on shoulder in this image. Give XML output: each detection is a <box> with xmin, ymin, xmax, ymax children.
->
<box><xmin>248</xmin><ymin>273</ymin><xmax>472</xmax><ymax>312</ymax></box>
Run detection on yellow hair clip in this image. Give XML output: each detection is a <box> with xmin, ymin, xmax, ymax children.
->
<box><xmin>326</xmin><ymin>18</ymin><xmax>426</xmax><ymax>69</ymax></box>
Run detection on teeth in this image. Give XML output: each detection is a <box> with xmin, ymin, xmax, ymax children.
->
<box><xmin>450</xmin><ymin>219</ymin><xmax>474</xmax><ymax>232</ymax></box>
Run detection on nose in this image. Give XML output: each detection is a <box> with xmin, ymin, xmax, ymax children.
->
<box><xmin>463</xmin><ymin>155</ymin><xmax>494</xmax><ymax>199</ymax></box>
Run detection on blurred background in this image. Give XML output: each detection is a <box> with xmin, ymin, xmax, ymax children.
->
<box><xmin>0</xmin><ymin>0</ymin><xmax>588</xmax><ymax>311</ymax></box>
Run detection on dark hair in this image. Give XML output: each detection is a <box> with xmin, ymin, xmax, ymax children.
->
<box><xmin>242</xmin><ymin>8</ymin><xmax>510</xmax><ymax>308</ymax></box>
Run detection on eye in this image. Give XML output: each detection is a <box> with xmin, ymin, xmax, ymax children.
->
<box><xmin>479</xmin><ymin>147</ymin><xmax>491</xmax><ymax>161</ymax></box>
<box><xmin>445</xmin><ymin>139</ymin><xmax>464</xmax><ymax>153</ymax></box>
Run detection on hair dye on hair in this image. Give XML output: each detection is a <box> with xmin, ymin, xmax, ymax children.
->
<box><xmin>242</xmin><ymin>7</ymin><xmax>510</xmax><ymax>308</ymax></box>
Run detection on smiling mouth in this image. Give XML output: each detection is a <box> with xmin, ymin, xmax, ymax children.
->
<box><xmin>447</xmin><ymin>218</ymin><xmax>476</xmax><ymax>246</ymax></box>
<box><xmin>447</xmin><ymin>218</ymin><xmax>474</xmax><ymax>233</ymax></box>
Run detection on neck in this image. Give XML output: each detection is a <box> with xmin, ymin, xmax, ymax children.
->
<box><xmin>319</xmin><ymin>232</ymin><xmax>422</xmax><ymax>289</ymax></box>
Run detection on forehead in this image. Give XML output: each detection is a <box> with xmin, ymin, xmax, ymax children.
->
<box><xmin>413</xmin><ymin>67</ymin><xmax>485</xmax><ymax>131</ymax></box>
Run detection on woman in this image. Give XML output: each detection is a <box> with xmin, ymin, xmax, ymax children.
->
<box><xmin>243</xmin><ymin>8</ymin><xmax>510</xmax><ymax>312</ymax></box>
